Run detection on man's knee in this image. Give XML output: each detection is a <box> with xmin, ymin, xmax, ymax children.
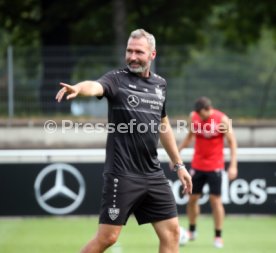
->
<box><xmin>210</xmin><ymin>195</ymin><xmax>223</xmax><ymax>207</ymax></box>
<box><xmin>80</xmin><ymin>228</ymin><xmax>120</xmax><ymax>253</ymax></box>
<box><xmin>172</xmin><ymin>224</ymin><xmax>180</xmax><ymax>243</ymax></box>
<box><xmin>97</xmin><ymin>232</ymin><xmax>119</xmax><ymax>248</ymax></box>
<box><xmin>188</xmin><ymin>194</ymin><xmax>200</xmax><ymax>205</ymax></box>
<box><xmin>159</xmin><ymin>222</ymin><xmax>180</xmax><ymax>244</ymax></box>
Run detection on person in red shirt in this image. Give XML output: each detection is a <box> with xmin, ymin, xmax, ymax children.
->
<box><xmin>178</xmin><ymin>97</ymin><xmax>238</xmax><ymax>248</ymax></box>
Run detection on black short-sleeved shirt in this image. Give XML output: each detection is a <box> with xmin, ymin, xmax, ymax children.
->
<box><xmin>97</xmin><ymin>68</ymin><xmax>167</xmax><ymax>177</ymax></box>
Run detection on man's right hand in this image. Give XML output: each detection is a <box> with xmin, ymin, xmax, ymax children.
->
<box><xmin>55</xmin><ymin>82</ymin><xmax>80</xmax><ymax>102</ymax></box>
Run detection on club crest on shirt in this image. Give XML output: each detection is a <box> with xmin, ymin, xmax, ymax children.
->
<box><xmin>155</xmin><ymin>88</ymin><xmax>163</xmax><ymax>99</ymax></box>
<box><xmin>108</xmin><ymin>208</ymin><xmax>120</xmax><ymax>221</ymax></box>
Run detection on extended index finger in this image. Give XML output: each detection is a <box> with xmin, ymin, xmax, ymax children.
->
<box><xmin>60</xmin><ymin>82</ymin><xmax>72</xmax><ymax>89</ymax></box>
<box><xmin>55</xmin><ymin>83</ymin><xmax>70</xmax><ymax>102</ymax></box>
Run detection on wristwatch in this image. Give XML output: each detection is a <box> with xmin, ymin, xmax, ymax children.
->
<box><xmin>173</xmin><ymin>163</ymin><xmax>186</xmax><ymax>172</ymax></box>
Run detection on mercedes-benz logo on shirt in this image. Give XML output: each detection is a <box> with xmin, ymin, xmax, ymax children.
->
<box><xmin>34</xmin><ymin>163</ymin><xmax>86</xmax><ymax>215</ymax></box>
<box><xmin>127</xmin><ymin>95</ymin><xmax>140</xmax><ymax>107</ymax></box>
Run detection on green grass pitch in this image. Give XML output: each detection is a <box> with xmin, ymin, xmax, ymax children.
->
<box><xmin>0</xmin><ymin>215</ymin><xmax>275</xmax><ymax>253</ymax></box>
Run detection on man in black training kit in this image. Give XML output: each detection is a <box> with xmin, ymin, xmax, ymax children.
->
<box><xmin>56</xmin><ymin>29</ymin><xmax>192</xmax><ymax>253</ymax></box>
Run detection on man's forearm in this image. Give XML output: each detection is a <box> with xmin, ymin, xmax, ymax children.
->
<box><xmin>76</xmin><ymin>81</ymin><xmax>103</xmax><ymax>97</ymax></box>
<box><xmin>160</xmin><ymin>118</ymin><xmax>182</xmax><ymax>164</ymax></box>
<box><xmin>161</xmin><ymin>137</ymin><xmax>182</xmax><ymax>164</ymax></box>
<box><xmin>229</xmin><ymin>141</ymin><xmax>238</xmax><ymax>167</ymax></box>
<box><xmin>226</xmin><ymin>130</ymin><xmax>238</xmax><ymax>168</ymax></box>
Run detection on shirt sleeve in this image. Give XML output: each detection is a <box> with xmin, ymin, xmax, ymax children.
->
<box><xmin>96</xmin><ymin>71</ymin><xmax>118</xmax><ymax>99</ymax></box>
<box><xmin>161</xmin><ymin>81</ymin><xmax>167</xmax><ymax>118</ymax></box>
<box><xmin>161</xmin><ymin>98</ymin><xmax>167</xmax><ymax>118</ymax></box>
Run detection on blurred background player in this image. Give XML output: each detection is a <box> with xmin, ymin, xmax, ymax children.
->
<box><xmin>178</xmin><ymin>96</ymin><xmax>238</xmax><ymax>248</ymax></box>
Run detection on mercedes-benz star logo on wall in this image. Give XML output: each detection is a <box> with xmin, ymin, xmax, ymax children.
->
<box><xmin>34</xmin><ymin>163</ymin><xmax>86</xmax><ymax>215</ymax></box>
<box><xmin>127</xmin><ymin>95</ymin><xmax>140</xmax><ymax>107</ymax></box>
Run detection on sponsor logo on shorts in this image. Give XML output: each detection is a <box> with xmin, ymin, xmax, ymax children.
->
<box><xmin>108</xmin><ymin>177</ymin><xmax>120</xmax><ymax>220</ymax></box>
<box><xmin>108</xmin><ymin>208</ymin><xmax>120</xmax><ymax>221</ymax></box>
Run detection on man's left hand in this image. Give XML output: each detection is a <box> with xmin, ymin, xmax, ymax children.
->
<box><xmin>177</xmin><ymin>168</ymin><xmax>193</xmax><ymax>194</ymax></box>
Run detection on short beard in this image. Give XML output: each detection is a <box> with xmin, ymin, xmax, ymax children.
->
<box><xmin>127</xmin><ymin>61</ymin><xmax>151</xmax><ymax>74</ymax></box>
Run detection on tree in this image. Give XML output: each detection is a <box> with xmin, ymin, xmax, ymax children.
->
<box><xmin>212</xmin><ymin>0</ymin><xmax>276</xmax><ymax>50</ymax></box>
<box><xmin>0</xmin><ymin>0</ymin><xmax>275</xmax><ymax>114</ymax></box>
<box><xmin>0</xmin><ymin>0</ymin><xmax>113</xmax><ymax>113</ymax></box>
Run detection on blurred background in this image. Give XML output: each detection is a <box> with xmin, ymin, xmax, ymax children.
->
<box><xmin>0</xmin><ymin>0</ymin><xmax>276</xmax><ymax>148</ymax></box>
<box><xmin>0</xmin><ymin>1</ymin><xmax>276</xmax><ymax>252</ymax></box>
<box><xmin>1</xmin><ymin>0</ymin><xmax>276</xmax><ymax>119</ymax></box>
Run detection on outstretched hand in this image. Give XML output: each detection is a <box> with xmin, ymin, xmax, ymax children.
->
<box><xmin>55</xmin><ymin>82</ymin><xmax>80</xmax><ymax>102</ymax></box>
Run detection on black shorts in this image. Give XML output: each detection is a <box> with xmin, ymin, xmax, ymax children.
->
<box><xmin>190</xmin><ymin>168</ymin><xmax>223</xmax><ymax>196</ymax></box>
<box><xmin>99</xmin><ymin>173</ymin><xmax>178</xmax><ymax>225</ymax></box>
